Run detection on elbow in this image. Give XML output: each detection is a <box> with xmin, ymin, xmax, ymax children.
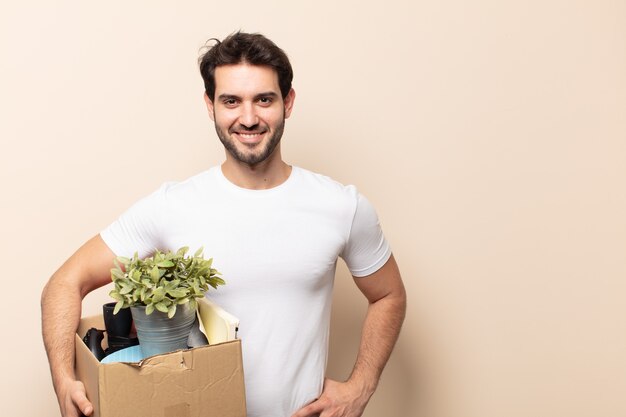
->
<box><xmin>41</xmin><ymin>274</ymin><xmax>62</xmax><ymax>315</ymax></box>
<box><xmin>396</xmin><ymin>284</ymin><xmax>407</xmax><ymax>321</ymax></box>
<box><xmin>41</xmin><ymin>278</ymin><xmax>52</xmax><ymax>312</ymax></box>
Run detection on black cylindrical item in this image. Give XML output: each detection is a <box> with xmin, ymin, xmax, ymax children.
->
<box><xmin>102</xmin><ymin>302</ymin><xmax>138</xmax><ymax>355</ymax></box>
<box><xmin>103</xmin><ymin>302</ymin><xmax>132</xmax><ymax>337</ymax></box>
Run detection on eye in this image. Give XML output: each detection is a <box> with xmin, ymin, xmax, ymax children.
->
<box><xmin>223</xmin><ymin>98</ymin><xmax>238</xmax><ymax>107</ymax></box>
<box><xmin>258</xmin><ymin>97</ymin><xmax>273</xmax><ymax>105</ymax></box>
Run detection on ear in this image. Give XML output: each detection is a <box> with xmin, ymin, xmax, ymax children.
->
<box><xmin>283</xmin><ymin>88</ymin><xmax>296</xmax><ymax>119</ymax></box>
<box><xmin>204</xmin><ymin>93</ymin><xmax>215</xmax><ymax>122</ymax></box>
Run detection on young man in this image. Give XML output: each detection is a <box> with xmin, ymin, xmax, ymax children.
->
<box><xmin>42</xmin><ymin>32</ymin><xmax>406</xmax><ymax>417</ymax></box>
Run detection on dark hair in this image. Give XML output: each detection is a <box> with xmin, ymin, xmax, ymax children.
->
<box><xmin>198</xmin><ymin>31</ymin><xmax>293</xmax><ymax>101</ymax></box>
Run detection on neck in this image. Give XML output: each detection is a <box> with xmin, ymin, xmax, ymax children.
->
<box><xmin>221</xmin><ymin>150</ymin><xmax>292</xmax><ymax>190</ymax></box>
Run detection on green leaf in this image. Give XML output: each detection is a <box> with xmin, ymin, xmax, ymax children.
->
<box><xmin>111</xmin><ymin>268</ymin><xmax>124</xmax><ymax>280</ymax></box>
<box><xmin>152</xmin><ymin>287</ymin><xmax>165</xmax><ymax>303</ymax></box>
<box><xmin>155</xmin><ymin>302</ymin><xmax>169</xmax><ymax>313</ymax></box>
<box><xmin>146</xmin><ymin>303</ymin><xmax>155</xmax><ymax>315</ymax></box>
<box><xmin>119</xmin><ymin>283</ymin><xmax>134</xmax><ymax>295</ymax></box>
<box><xmin>113</xmin><ymin>300</ymin><xmax>124</xmax><ymax>315</ymax></box>
<box><xmin>177</xmin><ymin>246</ymin><xmax>190</xmax><ymax>257</ymax></box>
<box><xmin>193</xmin><ymin>247</ymin><xmax>204</xmax><ymax>257</ymax></box>
<box><xmin>150</xmin><ymin>265</ymin><xmax>160</xmax><ymax>283</ymax></box>
<box><xmin>157</xmin><ymin>260</ymin><xmax>175</xmax><ymax>268</ymax></box>
<box><xmin>167</xmin><ymin>289</ymin><xmax>187</xmax><ymax>298</ymax></box>
<box><xmin>167</xmin><ymin>304</ymin><xmax>177</xmax><ymax>319</ymax></box>
<box><xmin>109</xmin><ymin>290</ymin><xmax>123</xmax><ymax>301</ymax></box>
<box><xmin>165</xmin><ymin>279</ymin><xmax>181</xmax><ymax>290</ymax></box>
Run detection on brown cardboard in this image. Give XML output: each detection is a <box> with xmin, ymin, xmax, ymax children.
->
<box><xmin>75</xmin><ymin>315</ymin><xmax>246</xmax><ymax>417</ymax></box>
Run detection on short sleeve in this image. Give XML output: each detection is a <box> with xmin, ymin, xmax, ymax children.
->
<box><xmin>340</xmin><ymin>193</ymin><xmax>392</xmax><ymax>277</ymax></box>
<box><xmin>100</xmin><ymin>183</ymin><xmax>171</xmax><ymax>258</ymax></box>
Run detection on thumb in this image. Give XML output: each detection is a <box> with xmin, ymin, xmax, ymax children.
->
<box><xmin>291</xmin><ymin>398</ymin><xmax>325</xmax><ymax>417</ymax></box>
<box><xmin>71</xmin><ymin>386</ymin><xmax>94</xmax><ymax>416</ymax></box>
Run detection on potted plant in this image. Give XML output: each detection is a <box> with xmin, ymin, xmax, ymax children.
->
<box><xmin>109</xmin><ymin>246</ymin><xmax>225</xmax><ymax>356</ymax></box>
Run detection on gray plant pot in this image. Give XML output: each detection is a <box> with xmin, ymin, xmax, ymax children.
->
<box><xmin>130</xmin><ymin>303</ymin><xmax>196</xmax><ymax>357</ymax></box>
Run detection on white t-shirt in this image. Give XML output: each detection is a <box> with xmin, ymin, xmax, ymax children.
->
<box><xmin>100</xmin><ymin>166</ymin><xmax>391</xmax><ymax>417</ymax></box>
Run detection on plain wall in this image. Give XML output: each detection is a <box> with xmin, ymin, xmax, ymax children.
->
<box><xmin>1</xmin><ymin>1</ymin><xmax>625</xmax><ymax>416</ymax></box>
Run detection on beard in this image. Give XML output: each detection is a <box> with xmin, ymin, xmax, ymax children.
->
<box><xmin>215</xmin><ymin>117</ymin><xmax>286</xmax><ymax>166</ymax></box>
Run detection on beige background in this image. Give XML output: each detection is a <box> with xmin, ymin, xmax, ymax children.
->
<box><xmin>1</xmin><ymin>1</ymin><xmax>625</xmax><ymax>416</ymax></box>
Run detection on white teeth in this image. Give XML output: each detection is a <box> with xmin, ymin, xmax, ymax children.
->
<box><xmin>239</xmin><ymin>133</ymin><xmax>261</xmax><ymax>138</ymax></box>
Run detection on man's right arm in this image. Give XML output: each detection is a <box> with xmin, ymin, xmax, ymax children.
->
<box><xmin>41</xmin><ymin>235</ymin><xmax>116</xmax><ymax>417</ymax></box>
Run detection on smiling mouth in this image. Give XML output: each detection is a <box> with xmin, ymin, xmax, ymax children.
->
<box><xmin>233</xmin><ymin>131</ymin><xmax>266</xmax><ymax>144</ymax></box>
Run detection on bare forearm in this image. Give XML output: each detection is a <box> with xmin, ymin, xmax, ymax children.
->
<box><xmin>348</xmin><ymin>290</ymin><xmax>406</xmax><ymax>395</ymax></box>
<box><xmin>41</xmin><ymin>236</ymin><xmax>116</xmax><ymax>416</ymax></box>
<box><xmin>41</xmin><ymin>236</ymin><xmax>115</xmax><ymax>393</ymax></box>
<box><xmin>41</xmin><ymin>273</ymin><xmax>84</xmax><ymax>395</ymax></box>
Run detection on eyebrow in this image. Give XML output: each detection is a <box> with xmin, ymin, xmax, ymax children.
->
<box><xmin>217</xmin><ymin>94</ymin><xmax>240</xmax><ymax>101</ymax></box>
<box><xmin>254</xmin><ymin>92</ymin><xmax>279</xmax><ymax>100</ymax></box>
<box><xmin>217</xmin><ymin>92</ymin><xmax>279</xmax><ymax>101</ymax></box>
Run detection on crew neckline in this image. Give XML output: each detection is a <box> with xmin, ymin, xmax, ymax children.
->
<box><xmin>213</xmin><ymin>165</ymin><xmax>300</xmax><ymax>196</ymax></box>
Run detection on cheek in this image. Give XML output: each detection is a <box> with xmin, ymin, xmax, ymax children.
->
<box><xmin>261</xmin><ymin>109</ymin><xmax>284</xmax><ymax>126</ymax></box>
<box><xmin>215</xmin><ymin>113</ymin><xmax>237</xmax><ymax>129</ymax></box>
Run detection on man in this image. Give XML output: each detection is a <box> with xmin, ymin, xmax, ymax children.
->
<box><xmin>42</xmin><ymin>31</ymin><xmax>406</xmax><ymax>417</ymax></box>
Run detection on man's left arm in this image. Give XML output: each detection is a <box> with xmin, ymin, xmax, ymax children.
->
<box><xmin>292</xmin><ymin>254</ymin><xmax>407</xmax><ymax>417</ymax></box>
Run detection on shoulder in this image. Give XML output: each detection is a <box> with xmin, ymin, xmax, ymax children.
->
<box><xmin>289</xmin><ymin>167</ymin><xmax>366</xmax><ymax>230</ymax></box>
<box><xmin>294</xmin><ymin>166</ymin><xmax>359</xmax><ymax>200</ymax></box>
<box><xmin>155</xmin><ymin>167</ymin><xmax>220</xmax><ymax>201</ymax></box>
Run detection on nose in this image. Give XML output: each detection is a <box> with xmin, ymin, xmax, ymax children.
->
<box><xmin>238</xmin><ymin>102</ymin><xmax>259</xmax><ymax>128</ymax></box>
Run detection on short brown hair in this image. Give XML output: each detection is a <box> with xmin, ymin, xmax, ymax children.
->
<box><xmin>199</xmin><ymin>31</ymin><xmax>293</xmax><ymax>101</ymax></box>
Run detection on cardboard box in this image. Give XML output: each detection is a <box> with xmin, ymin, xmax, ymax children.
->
<box><xmin>75</xmin><ymin>313</ymin><xmax>246</xmax><ymax>417</ymax></box>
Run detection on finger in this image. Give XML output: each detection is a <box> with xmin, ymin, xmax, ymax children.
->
<box><xmin>291</xmin><ymin>399</ymin><xmax>325</xmax><ymax>417</ymax></box>
<box><xmin>71</xmin><ymin>389</ymin><xmax>94</xmax><ymax>416</ymax></box>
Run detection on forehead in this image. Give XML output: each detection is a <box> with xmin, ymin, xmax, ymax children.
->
<box><xmin>214</xmin><ymin>64</ymin><xmax>280</xmax><ymax>97</ymax></box>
